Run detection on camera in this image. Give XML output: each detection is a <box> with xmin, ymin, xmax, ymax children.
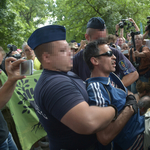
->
<box><xmin>118</xmin><ymin>19</ymin><xmax>135</xmax><ymax>30</ymax></box>
<box><xmin>0</xmin><ymin>44</ymin><xmax>22</xmax><ymax>74</ymax></box>
<box><xmin>145</xmin><ymin>17</ymin><xmax>150</xmax><ymax>34</ymax></box>
<box><xmin>6</xmin><ymin>44</ymin><xmax>22</xmax><ymax>59</ymax></box>
<box><xmin>118</xmin><ymin>19</ymin><xmax>128</xmax><ymax>28</ymax></box>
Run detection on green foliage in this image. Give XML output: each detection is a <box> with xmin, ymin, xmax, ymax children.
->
<box><xmin>52</xmin><ymin>0</ymin><xmax>150</xmax><ymax>42</ymax></box>
<box><xmin>0</xmin><ymin>0</ymin><xmax>53</xmax><ymax>51</ymax></box>
<box><xmin>1</xmin><ymin>0</ymin><xmax>150</xmax><ymax>50</ymax></box>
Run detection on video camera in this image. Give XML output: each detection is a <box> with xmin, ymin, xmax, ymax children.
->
<box><xmin>145</xmin><ymin>16</ymin><xmax>150</xmax><ymax>36</ymax></box>
<box><xmin>0</xmin><ymin>44</ymin><xmax>22</xmax><ymax>74</ymax></box>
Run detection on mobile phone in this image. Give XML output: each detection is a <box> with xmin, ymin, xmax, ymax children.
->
<box><xmin>122</xmin><ymin>50</ymin><xmax>128</xmax><ymax>54</ymax></box>
<box><xmin>20</xmin><ymin>60</ymin><xmax>33</xmax><ymax>76</ymax></box>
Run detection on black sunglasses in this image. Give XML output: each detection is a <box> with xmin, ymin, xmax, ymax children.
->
<box><xmin>93</xmin><ymin>51</ymin><xmax>113</xmax><ymax>57</ymax></box>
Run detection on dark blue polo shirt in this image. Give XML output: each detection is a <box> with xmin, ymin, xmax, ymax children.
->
<box><xmin>34</xmin><ymin>69</ymin><xmax>97</xmax><ymax>150</ymax></box>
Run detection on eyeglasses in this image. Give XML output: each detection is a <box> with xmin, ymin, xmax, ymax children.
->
<box><xmin>93</xmin><ymin>51</ymin><xmax>113</xmax><ymax>57</ymax></box>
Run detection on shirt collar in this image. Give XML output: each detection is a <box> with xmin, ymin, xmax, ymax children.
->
<box><xmin>86</xmin><ymin>76</ymin><xmax>110</xmax><ymax>85</ymax></box>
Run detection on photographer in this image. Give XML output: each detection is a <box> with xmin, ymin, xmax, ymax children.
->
<box><xmin>0</xmin><ymin>45</ymin><xmax>22</xmax><ymax>75</ymax></box>
<box><xmin>129</xmin><ymin>34</ymin><xmax>150</xmax><ymax>93</ymax></box>
<box><xmin>115</xmin><ymin>18</ymin><xmax>140</xmax><ymax>49</ymax></box>
<box><xmin>0</xmin><ymin>57</ymin><xmax>26</xmax><ymax>149</ymax></box>
<box><xmin>0</xmin><ymin>47</ymin><xmax>6</xmax><ymax>66</ymax></box>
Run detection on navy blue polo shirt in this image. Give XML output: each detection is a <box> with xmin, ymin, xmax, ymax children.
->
<box><xmin>73</xmin><ymin>47</ymin><xmax>136</xmax><ymax>81</ymax></box>
<box><xmin>34</xmin><ymin>69</ymin><xmax>97</xmax><ymax>150</ymax></box>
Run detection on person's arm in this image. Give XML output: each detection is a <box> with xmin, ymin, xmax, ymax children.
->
<box><xmin>61</xmin><ymin>102</ymin><xmax>116</xmax><ymax>134</ymax></box>
<box><xmin>134</xmin><ymin>47</ymin><xmax>150</xmax><ymax>58</ymax></box>
<box><xmin>75</xmin><ymin>40</ymin><xmax>86</xmax><ymax>54</ymax></box>
<box><xmin>128</xmin><ymin>18</ymin><xmax>140</xmax><ymax>32</ymax></box>
<box><xmin>115</xmin><ymin>24</ymin><xmax>119</xmax><ymax>38</ymax></box>
<box><xmin>121</xmin><ymin>71</ymin><xmax>139</xmax><ymax>87</ymax></box>
<box><xmin>143</xmin><ymin>30</ymin><xmax>149</xmax><ymax>41</ymax></box>
<box><xmin>0</xmin><ymin>57</ymin><xmax>26</xmax><ymax>109</ymax></box>
<box><xmin>96</xmin><ymin>105</ymin><xmax>134</xmax><ymax>145</ymax></box>
<box><xmin>120</xmin><ymin>28</ymin><xmax>126</xmax><ymax>43</ymax></box>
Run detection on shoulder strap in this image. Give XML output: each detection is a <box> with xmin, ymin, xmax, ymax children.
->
<box><xmin>86</xmin><ymin>82</ymin><xmax>111</xmax><ymax>103</ymax></box>
<box><xmin>136</xmin><ymin>45</ymin><xmax>145</xmax><ymax>65</ymax></box>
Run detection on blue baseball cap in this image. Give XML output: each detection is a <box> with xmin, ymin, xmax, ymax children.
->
<box><xmin>87</xmin><ymin>17</ymin><xmax>106</xmax><ymax>30</ymax></box>
<box><xmin>27</xmin><ymin>25</ymin><xmax>66</xmax><ymax>50</ymax></box>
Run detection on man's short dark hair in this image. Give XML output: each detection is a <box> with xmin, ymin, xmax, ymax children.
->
<box><xmin>138</xmin><ymin>96</ymin><xmax>150</xmax><ymax>109</ymax></box>
<box><xmin>83</xmin><ymin>38</ymin><xmax>107</xmax><ymax>71</ymax></box>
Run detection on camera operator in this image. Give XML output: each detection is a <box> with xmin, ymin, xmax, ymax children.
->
<box><xmin>129</xmin><ymin>34</ymin><xmax>150</xmax><ymax>93</ymax></box>
<box><xmin>0</xmin><ymin>47</ymin><xmax>6</xmax><ymax>66</ymax></box>
<box><xmin>0</xmin><ymin>45</ymin><xmax>22</xmax><ymax>75</ymax></box>
<box><xmin>115</xmin><ymin>18</ymin><xmax>140</xmax><ymax>49</ymax></box>
<box><xmin>0</xmin><ymin>57</ymin><xmax>26</xmax><ymax>149</ymax></box>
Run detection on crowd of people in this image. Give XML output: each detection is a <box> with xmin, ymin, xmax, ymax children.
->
<box><xmin>0</xmin><ymin>16</ymin><xmax>150</xmax><ymax>150</ymax></box>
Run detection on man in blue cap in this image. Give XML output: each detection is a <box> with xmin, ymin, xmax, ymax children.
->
<box><xmin>73</xmin><ymin>17</ymin><xmax>139</xmax><ymax>88</ymax></box>
<box><xmin>27</xmin><ymin>25</ymin><xmax>137</xmax><ymax>150</ymax></box>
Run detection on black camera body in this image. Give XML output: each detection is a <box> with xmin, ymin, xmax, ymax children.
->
<box><xmin>6</xmin><ymin>44</ymin><xmax>22</xmax><ymax>59</ymax></box>
<box><xmin>145</xmin><ymin>16</ymin><xmax>150</xmax><ymax>33</ymax></box>
<box><xmin>118</xmin><ymin>19</ymin><xmax>128</xmax><ymax>28</ymax></box>
<box><xmin>118</xmin><ymin>19</ymin><xmax>135</xmax><ymax>30</ymax></box>
<box><xmin>0</xmin><ymin>44</ymin><xmax>22</xmax><ymax>74</ymax></box>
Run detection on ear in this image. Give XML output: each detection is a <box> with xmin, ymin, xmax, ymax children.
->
<box><xmin>140</xmin><ymin>107</ymin><xmax>147</xmax><ymax>116</ymax></box>
<box><xmin>90</xmin><ymin>57</ymin><xmax>99</xmax><ymax>66</ymax></box>
<box><xmin>42</xmin><ymin>52</ymin><xmax>51</xmax><ymax>63</ymax></box>
<box><xmin>85</xmin><ymin>34</ymin><xmax>90</xmax><ymax>42</ymax></box>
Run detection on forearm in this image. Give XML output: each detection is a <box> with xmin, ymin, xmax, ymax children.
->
<box><xmin>121</xmin><ymin>71</ymin><xmax>139</xmax><ymax>87</ymax></box>
<box><xmin>96</xmin><ymin>106</ymin><xmax>134</xmax><ymax>145</ymax></box>
<box><xmin>143</xmin><ymin>31</ymin><xmax>149</xmax><ymax>40</ymax></box>
<box><xmin>120</xmin><ymin>28</ymin><xmax>124</xmax><ymax>38</ymax></box>
<box><xmin>0</xmin><ymin>79</ymin><xmax>16</xmax><ymax>109</ymax></box>
<box><xmin>87</xmin><ymin>106</ymin><xmax>116</xmax><ymax>133</ymax></box>
<box><xmin>138</xmin><ymin>52</ymin><xmax>146</xmax><ymax>57</ymax></box>
<box><xmin>134</xmin><ymin>23</ymin><xmax>140</xmax><ymax>32</ymax></box>
<box><xmin>61</xmin><ymin>103</ymin><xmax>116</xmax><ymax>135</ymax></box>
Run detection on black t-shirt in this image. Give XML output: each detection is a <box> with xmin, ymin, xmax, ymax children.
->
<box><xmin>34</xmin><ymin>70</ymin><xmax>97</xmax><ymax>150</ymax></box>
<box><xmin>0</xmin><ymin>111</ymin><xmax>9</xmax><ymax>145</ymax></box>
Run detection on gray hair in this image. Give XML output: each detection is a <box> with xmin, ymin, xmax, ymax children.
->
<box><xmin>22</xmin><ymin>42</ymin><xmax>28</xmax><ymax>52</ymax></box>
<box><xmin>135</xmin><ymin>34</ymin><xmax>143</xmax><ymax>40</ymax></box>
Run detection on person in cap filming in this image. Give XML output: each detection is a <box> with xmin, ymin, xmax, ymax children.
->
<box><xmin>73</xmin><ymin>17</ymin><xmax>139</xmax><ymax>88</ymax></box>
<box><xmin>0</xmin><ymin>57</ymin><xmax>26</xmax><ymax>150</ymax></box>
<box><xmin>27</xmin><ymin>25</ymin><xmax>123</xmax><ymax>150</ymax></box>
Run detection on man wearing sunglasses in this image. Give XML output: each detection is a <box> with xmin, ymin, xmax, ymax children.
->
<box><xmin>73</xmin><ymin>17</ymin><xmax>139</xmax><ymax>88</ymax></box>
<box><xmin>84</xmin><ymin>38</ymin><xmax>144</xmax><ymax>150</ymax></box>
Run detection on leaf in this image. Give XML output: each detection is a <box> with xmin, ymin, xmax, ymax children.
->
<box><xmin>25</xmin><ymin>80</ymin><xmax>29</xmax><ymax>84</ymax></box>
<box><xmin>17</xmin><ymin>91</ymin><xmax>22</xmax><ymax>95</ymax></box>
<box><xmin>27</xmin><ymin>110</ymin><xmax>30</xmax><ymax>114</ymax></box>
<box><xmin>22</xmin><ymin>109</ymin><xmax>27</xmax><ymax>114</ymax></box>
<box><xmin>18</xmin><ymin>101</ymin><xmax>23</xmax><ymax>104</ymax></box>
<box><xmin>25</xmin><ymin>84</ymin><xmax>30</xmax><ymax>87</ymax></box>
<box><xmin>34</xmin><ymin>79</ymin><xmax>38</xmax><ymax>83</ymax></box>
<box><xmin>23</xmin><ymin>106</ymin><xmax>27</xmax><ymax>108</ymax></box>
